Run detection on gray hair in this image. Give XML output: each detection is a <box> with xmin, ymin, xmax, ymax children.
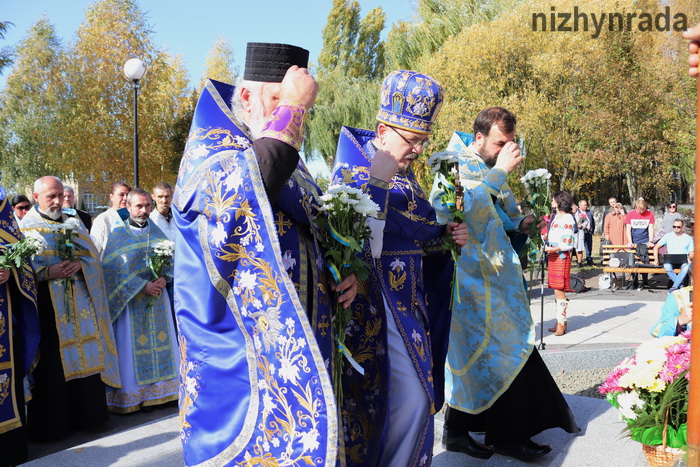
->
<box><xmin>126</xmin><ymin>187</ymin><xmax>152</xmax><ymax>205</ymax></box>
<box><xmin>33</xmin><ymin>176</ymin><xmax>63</xmax><ymax>194</ymax></box>
<box><xmin>230</xmin><ymin>77</ymin><xmax>263</xmax><ymax>117</ymax></box>
<box><xmin>64</xmin><ymin>185</ymin><xmax>75</xmax><ymax>195</ymax></box>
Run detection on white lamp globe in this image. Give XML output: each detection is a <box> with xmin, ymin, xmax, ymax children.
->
<box><xmin>124</xmin><ymin>58</ymin><xmax>146</xmax><ymax>81</ymax></box>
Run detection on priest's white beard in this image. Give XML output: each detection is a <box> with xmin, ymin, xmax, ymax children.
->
<box><xmin>247</xmin><ymin>93</ymin><xmax>267</xmax><ymax>138</ymax></box>
<box><xmin>40</xmin><ymin>207</ymin><xmax>62</xmax><ymax>220</ymax></box>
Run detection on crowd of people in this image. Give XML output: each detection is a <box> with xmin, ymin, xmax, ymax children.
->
<box><xmin>0</xmin><ymin>24</ymin><xmax>699</xmax><ymax>466</ymax></box>
<box><xmin>0</xmin><ymin>178</ymin><xmax>178</xmax><ymax>466</ymax></box>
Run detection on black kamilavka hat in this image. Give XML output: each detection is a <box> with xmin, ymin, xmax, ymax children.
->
<box><xmin>244</xmin><ymin>43</ymin><xmax>309</xmax><ymax>83</ymax></box>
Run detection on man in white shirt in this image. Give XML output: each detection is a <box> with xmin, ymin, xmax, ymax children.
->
<box><xmin>149</xmin><ymin>183</ymin><xmax>175</xmax><ymax>241</ymax></box>
<box><xmin>90</xmin><ymin>182</ymin><xmax>131</xmax><ymax>257</ymax></box>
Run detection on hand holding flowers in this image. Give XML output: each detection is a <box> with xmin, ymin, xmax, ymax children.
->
<box><xmin>145</xmin><ymin>240</ymin><xmax>174</xmax><ymax>310</ymax></box>
<box><xmin>314</xmin><ymin>184</ymin><xmax>379</xmax><ymax>408</ymax></box>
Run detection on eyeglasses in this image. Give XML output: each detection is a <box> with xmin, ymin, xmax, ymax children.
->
<box><xmin>14</xmin><ymin>204</ymin><xmax>30</xmax><ymax>211</ymax></box>
<box><xmin>673</xmin><ymin>226</ymin><xmax>683</xmax><ymax>229</ymax></box>
<box><xmin>386</xmin><ymin>125</ymin><xmax>429</xmax><ymax>150</ymax></box>
<box><xmin>669</xmin><ymin>205</ymin><xmax>677</xmax><ymax>209</ymax></box>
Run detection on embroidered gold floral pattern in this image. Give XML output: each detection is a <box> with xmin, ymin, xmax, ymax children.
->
<box><xmin>0</xmin><ymin>310</ymin><xmax>5</xmax><ymax>336</ymax></box>
<box><xmin>0</xmin><ymin>374</ymin><xmax>9</xmax><ymax>406</ymax></box>
<box><xmin>202</xmin><ymin>151</ymin><xmax>331</xmax><ymax>463</ymax></box>
<box><xmin>179</xmin><ymin>333</ymin><xmax>201</xmax><ymax>444</ymax></box>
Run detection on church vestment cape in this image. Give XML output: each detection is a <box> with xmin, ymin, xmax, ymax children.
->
<box><xmin>331</xmin><ymin>125</ymin><xmax>453</xmax><ymax>466</ymax></box>
<box><xmin>0</xmin><ymin>187</ymin><xmax>39</xmax><ymax>437</ymax></box>
<box><xmin>20</xmin><ymin>207</ymin><xmax>120</xmax><ymax>388</ymax></box>
<box><xmin>430</xmin><ymin>131</ymin><xmax>534</xmax><ymax>414</ymax></box>
<box><xmin>173</xmin><ymin>79</ymin><xmax>336</xmax><ymax>466</ymax></box>
<box><xmin>102</xmin><ymin>217</ymin><xmax>177</xmax><ymax>389</ymax></box>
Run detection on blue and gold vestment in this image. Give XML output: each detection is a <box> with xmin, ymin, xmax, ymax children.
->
<box><xmin>331</xmin><ymin>126</ymin><xmax>453</xmax><ymax>466</ymax></box>
<box><xmin>20</xmin><ymin>208</ymin><xmax>120</xmax><ymax>388</ymax></box>
<box><xmin>173</xmin><ymin>79</ymin><xmax>336</xmax><ymax>466</ymax></box>
<box><xmin>430</xmin><ymin>132</ymin><xmax>534</xmax><ymax>414</ymax></box>
<box><xmin>102</xmin><ymin>218</ymin><xmax>176</xmax><ymax>387</ymax></box>
<box><xmin>0</xmin><ymin>188</ymin><xmax>39</xmax><ymax>436</ymax></box>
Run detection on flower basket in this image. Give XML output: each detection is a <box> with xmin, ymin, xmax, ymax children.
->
<box><xmin>599</xmin><ymin>333</ymin><xmax>690</xmax><ymax>464</ymax></box>
<box><xmin>641</xmin><ymin>443</ymin><xmax>684</xmax><ymax>467</ymax></box>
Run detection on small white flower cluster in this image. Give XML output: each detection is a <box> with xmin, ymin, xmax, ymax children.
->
<box><xmin>427</xmin><ymin>151</ymin><xmax>460</xmax><ymax>174</ymax></box>
<box><xmin>319</xmin><ymin>185</ymin><xmax>380</xmax><ymax>218</ymax></box>
<box><xmin>152</xmin><ymin>240</ymin><xmax>175</xmax><ymax>258</ymax></box>
<box><xmin>520</xmin><ymin>168</ymin><xmax>552</xmax><ymax>191</ymax></box>
<box><xmin>23</xmin><ymin>230</ymin><xmax>48</xmax><ymax>257</ymax></box>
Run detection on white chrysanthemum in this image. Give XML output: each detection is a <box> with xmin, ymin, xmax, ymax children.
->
<box><xmin>24</xmin><ymin>231</ymin><xmax>48</xmax><ymax>256</ymax></box>
<box><xmin>427</xmin><ymin>151</ymin><xmax>460</xmax><ymax>174</ymax></box>
<box><xmin>617</xmin><ymin>390</ymin><xmax>644</xmax><ymax>420</ymax></box>
<box><xmin>153</xmin><ymin>240</ymin><xmax>175</xmax><ymax>258</ymax></box>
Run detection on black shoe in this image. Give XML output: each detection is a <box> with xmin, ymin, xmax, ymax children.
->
<box><xmin>491</xmin><ymin>439</ymin><xmax>552</xmax><ymax>461</ymax></box>
<box><xmin>443</xmin><ymin>431</ymin><xmax>493</xmax><ymax>459</ymax></box>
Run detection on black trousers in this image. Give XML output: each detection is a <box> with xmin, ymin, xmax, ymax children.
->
<box><xmin>444</xmin><ymin>348</ymin><xmax>579</xmax><ymax>445</ymax></box>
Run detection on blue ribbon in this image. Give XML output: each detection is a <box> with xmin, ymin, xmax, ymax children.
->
<box><xmin>336</xmin><ymin>336</ymin><xmax>365</xmax><ymax>375</ymax></box>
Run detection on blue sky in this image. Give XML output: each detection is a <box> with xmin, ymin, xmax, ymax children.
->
<box><xmin>1</xmin><ymin>1</ymin><xmax>415</xmax><ymax>177</ymax></box>
<box><xmin>0</xmin><ymin>0</ymin><xmax>416</xmax><ymax>87</ymax></box>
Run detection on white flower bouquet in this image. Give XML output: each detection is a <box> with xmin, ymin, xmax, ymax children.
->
<box><xmin>314</xmin><ymin>184</ymin><xmax>379</xmax><ymax>408</ymax></box>
<box><xmin>428</xmin><ymin>151</ymin><xmax>465</xmax><ymax>307</ymax></box>
<box><xmin>0</xmin><ymin>230</ymin><xmax>47</xmax><ymax>270</ymax></box>
<box><xmin>52</xmin><ymin>218</ymin><xmax>82</xmax><ymax>321</ymax></box>
<box><xmin>148</xmin><ymin>240</ymin><xmax>175</xmax><ymax>279</ymax></box>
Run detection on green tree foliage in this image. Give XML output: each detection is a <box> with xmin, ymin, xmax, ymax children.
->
<box><xmin>307</xmin><ymin>0</ymin><xmax>386</xmax><ymax>165</ymax></box>
<box><xmin>419</xmin><ymin>0</ymin><xmax>698</xmax><ymax>204</ymax></box>
<box><xmin>200</xmin><ymin>36</ymin><xmax>238</xmax><ymax>88</ymax></box>
<box><xmin>0</xmin><ymin>16</ymin><xmax>64</xmax><ymax>190</ymax></box>
<box><xmin>58</xmin><ymin>0</ymin><xmax>192</xmax><ymax>191</ymax></box>
<box><xmin>385</xmin><ymin>0</ymin><xmax>515</xmax><ymax>71</ymax></box>
<box><xmin>0</xmin><ymin>21</ymin><xmax>13</xmax><ymax>75</ymax></box>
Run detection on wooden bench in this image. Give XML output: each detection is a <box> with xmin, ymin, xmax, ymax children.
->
<box><xmin>602</xmin><ymin>244</ymin><xmax>683</xmax><ymax>289</ymax></box>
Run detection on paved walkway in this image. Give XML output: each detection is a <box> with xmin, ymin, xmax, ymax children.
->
<box><xmin>23</xmin><ymin>275</ymin><xmax>671</xmax><ymax>466</ymax></box>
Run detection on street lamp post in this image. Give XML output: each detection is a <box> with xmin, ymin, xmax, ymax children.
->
<box><xmin>123</xmin><ymin>58</ymin><xmax>147</xmax><ymax>187</ymax></box>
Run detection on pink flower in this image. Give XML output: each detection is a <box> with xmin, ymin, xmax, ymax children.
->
<box><xmin>599</xmin><ymin>364</ymin><xmax>632</xmax><ymax>394</ymax></box>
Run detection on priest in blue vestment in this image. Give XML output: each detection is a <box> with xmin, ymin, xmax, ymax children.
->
<box><xmin>20</xmin><ymin>176</ymin><xmax>120</xmax><ymax>441</ymax></box>
<box><xmin>430</xmin><ymin>107</ymin><xmax>578</xmax><ymax>462</ymax></box>
<box><xmin>330</xmin><ymin>70</ymin><xmax>468</xmax><ymax>466</ymax></box>
<box><xmin>102</xmin><ymin>188</ymin><xmax>178</xmax><ymax>413</ymax></box>
<box><xmin>0</xmin><ymin>186</ymin><xmax>39</xmax><ymax>466</ymax></box>
<box><xmin>173</xmin><ymin>43</ymin><xmax>356</xmax><ymax>466</ymax></box>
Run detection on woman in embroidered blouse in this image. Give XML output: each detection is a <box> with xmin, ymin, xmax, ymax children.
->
<box><xmin>545</xmin><ymin>191</ymin><xmax>576</xmax><ymax>336</ymax></box>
